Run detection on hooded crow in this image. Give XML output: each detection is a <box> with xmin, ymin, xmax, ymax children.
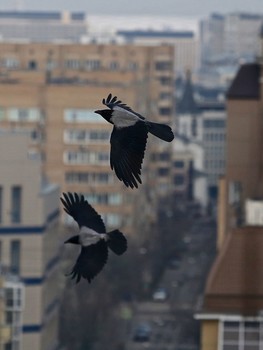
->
<box><xmin>95</xmin><ymin>93</ymin><xmax>174</xmax><ymax>189</ymax></box>
<box><xmin>61</xmin><ymin>192</ymin><xmax>127</xmax><ymax>283</ymax></box>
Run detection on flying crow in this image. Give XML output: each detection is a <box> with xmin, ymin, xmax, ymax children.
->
<box><xmin>61</xmin><ymin>192</ymin><xmax>127</xmax><ymax>283</ymax></box>
<box><xmin>95</xmin><ymin>93</ymin><xmax>174</xmax><ymax>189</ymax></box>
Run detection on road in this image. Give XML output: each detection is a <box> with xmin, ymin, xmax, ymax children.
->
<box><xmin>124</xmin><ymin>205</ymin><xmax>217</xmax><ymax>350</ymax></box>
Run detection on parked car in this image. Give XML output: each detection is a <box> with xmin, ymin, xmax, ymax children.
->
<box><xmin>152</xmin><ymin>287</ymin><xmax>168</xmax><ymax>301</ymax></box>
<box><xmin>133</xmin><ymin>322</ymin><xmax>152</xmax><ymax>342</ymax></box>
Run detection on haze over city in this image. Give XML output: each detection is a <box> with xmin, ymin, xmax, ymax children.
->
<box><xmin>0</xmin><ymin>0</ymin><xmax>262</xmax><ymax>16</ymax></box>
<box><xmin>0</xmin><ymin>2</ymin><xmax>262</xmax><ymax>350</ymax></box>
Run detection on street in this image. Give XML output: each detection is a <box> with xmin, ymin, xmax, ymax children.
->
<box><xmin>125</xmin><ymin>204</ymin><xmax>217</xmax><ymax>350</ymax></box>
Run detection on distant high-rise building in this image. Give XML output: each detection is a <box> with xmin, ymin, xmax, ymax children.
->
<box><xmin>0</xmin><ymin>41</ymin><xmax>175</xmax><ymax>235</ymax></box>
<box><xmin>200</xmin><ymin>12</ymin><xmax>263</xmax><ymax>67</ymax></box>
<box><xmin>0</xmin><ymin>10</ymin><xmax>87</xmax><ymax>42</ymax></box>
<box><xmin>176</xmin><ymin>73</ymin><xmax>226</xmax><ymax>200</ymax></box>
<box><xmin>196</xmin><ymin>26</ymin><xmax>263</xmax><ymax>350</ymax></box>
<box><xmin>0</xmin><ymin>131</ymin><xmax>60</xmax><ymax>350</ymax></box>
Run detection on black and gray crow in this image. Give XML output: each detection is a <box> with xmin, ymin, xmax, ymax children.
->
<box><xmin>61</xmin><ymin>192</ymin><xmax>127</xmax><ymax>283</ymax></box>
<box><xmin>95</xmin><ymin>93</ymin><xmax>174</xmax><ymax>189</ymax></box>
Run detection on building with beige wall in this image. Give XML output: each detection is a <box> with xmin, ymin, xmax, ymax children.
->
<box><xmin>196</xmin><ymin>227</ymin><xmax>263</xmax><ymax>350</ymax></box>
<box><xmin>0</xmin><ymin>41</ymin><xmax>175</xmax><ymax>235</ymax></box>
<box><xmin>0</xmin><ymin>131</ymin><xmax>61</xmax><ymax>350</ymax></box>
<box><xmin>217</xmin><ymin>30</ymin><xmax>263</xmax><ymax>245</ymax></box>
<box><xmin>196</xmin><ymin>27</ymin><xmax>263</xmax><ymax>350</ymax></box>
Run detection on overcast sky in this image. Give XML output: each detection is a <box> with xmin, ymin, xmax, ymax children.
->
<box><xmin>1</xmin><ymin>0</ymin><xmax>263</xmax><ymax>17</ymax></box>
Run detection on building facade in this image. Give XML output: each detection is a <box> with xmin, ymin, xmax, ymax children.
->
<box><xmin>196</xmin><ymin>25</ymin><xmax>263</xmax><ymax>350</ymax></box>
<box><xmin>0</xmin><ymin>132</ymin><xmax>61</xmax><ymax>350</ymax></box>
<box><xmin>0</xmin><ymin>41</ymin><xmax>175</xmax><ymax>234</ymax></box>
<box><xmin>176</xmin><ymin>74</ymin><xmax>226</xmax><ymax>200</ymax></box>
<box><xmin>0</xmin><ymin>271</ymin><xmax>24</xmax><ymax>350</ymax></box>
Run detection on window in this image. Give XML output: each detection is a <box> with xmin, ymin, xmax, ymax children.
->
<box><xmin>102</xmin><ymin>214</ymin><xmax>121</xmax><ymax>227</ymax></box>
<box><xmin>159</xmin><ymin>152</ymin><xmax>170</xmax><ymax>161</ymax></box>
<box><xmin>5</xmin><ymin>311</ymin><xmax>13</xmax><ymax>324</ymax></box>
<box><xmin>160</xmin><ymin>92</ymin><xmax>172</xmax><ymax>100</ymax></box>
<box><xmin>5</xmin><ymin>289</ymin><xmax>13</xmax><ymax>307</ymax></box>
<box><xmin>64</xmin><ymin>109</ymin><xmax>105</xmax><ymax>123</ymax></box>
<box><xmin>83</xmin><ymin>193</ymin><xmax>122</xmax><ymax>206</ymax></box>
<box><xmin>10</xmin><ymin>240</ymin><xmax>21</xmax><ymax>274</ymax></box>
<box><xmin>222</xmin><ymin>320</ymin><xmax>263</xmax><ymax>350</ymax></box>
<box><xmin>159</xmin><ymin>76</ymin><xmax>172</xmax><ymax>86</ymax></box>
<box><xmin>8</xmin><ymin>108</ymin><xmax>41</xmax><ymax>122</ymax></box>
<box><xmin>66</xmin><ymin>172</ymin><xmax>111</xmax><ymax>184</ymax></box>
<box><xmin>109</xmin><ymin>61</ymin><xmax>119</xmax><ymax>70</ymax></box>
<box><xmin>203</xmin><ymin>119</ymin><xmax>226</xmax><ymax>128</ymax></box>
<box><xmin>174</xmin><ymin>174</ymin><xmax>184</xmax><ymax>185</ymax></box>
<box><xmin>155</xmin><ymin>61</ymin><xmax>172</xmax><ymax>70</ymax></box>
<box><xmin>11</xmin><ymin>186</ymin><xmax>22</xmax><ymax>223</ymax></box>
<box><xmin>159</xmin><ymin>107</ymin><xmax>172</xmax><ymax>116</ymax></box>
<box><xmin>65</xmin><ymin>59</ymin><xmax>80</xmax><ymax>69</ymax></box>
<box><xmin>28</xmin><ymin>60</ymin><xmax>37</xmax><ymax>70</ymax></box>
<box><xmin>174</xmin><ymin>161</ymin><xmax>185</xmax><ymax>168</ymax></box>
<box><xmin>85</xmin><ymin>59</ymin><xmax>101</xmax><ymax>70</ymax></box>
<box><xmin>64</xmin><ymin>151</ymin><xmax>109</xmax><ymax>165</ymax></box>
<box><xmin>0</xmin><ymin>186</ymin><xmax>2</xmax><ymax>223</ymax></box>
<box><xmin>64</xmin><ymin>130</ymin><xmax>110</xmax><ymax>144</ymax></box>
<box><xmin>127</xmin><ymin>62</ymin><xmax>138</xmax><ymax>71</ymax></box>
<box><xmin>4</xmin><ymin>57</ymin><xmax>20</xmax><ymax>69</ymax></box>
<box><xmin>158</xmin><ymin>168</ymin><xmax>169</xmax><ymax>176</ymax></box>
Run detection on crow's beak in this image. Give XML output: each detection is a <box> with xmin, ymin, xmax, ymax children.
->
<box><xmin>64</xmin><ymin>235</ymin><xmax>79</xmax><ymax>245</ymax></box>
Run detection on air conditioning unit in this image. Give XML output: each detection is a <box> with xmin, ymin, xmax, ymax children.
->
<box><xmin>245</xmin><ymin>199</ymin><xmax>263</xmax><ymax>226</ymax></box>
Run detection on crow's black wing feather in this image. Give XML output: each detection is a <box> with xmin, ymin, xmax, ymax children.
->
<box><xmin>102</xmin><ymin>93</ymin><xmax>145</xmax><ymax>120</ymax></box>
<box><xmin>110</xmin><ymin>121</ymin><xmax>148</xmax><ymax>188</ymax></box>
<box><xmin>60</xmin><ymin>192</ymin><xmax>106</xmax><ymax>232</ymax></box>
<box><xmin>67</xmin><ymin>240</ymin><xmax>108</xmax><ymax>283</ymax></box>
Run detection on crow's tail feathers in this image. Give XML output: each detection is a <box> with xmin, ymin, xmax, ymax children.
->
<box><xmin>147</xmin><ymin>121</ymin><xmax>174</xmax><ymax>142</ymax></box>
<box><xmin>107</xmin><ymin>230</ymin><xmax>127</xmax><ymax>255</ymax></box>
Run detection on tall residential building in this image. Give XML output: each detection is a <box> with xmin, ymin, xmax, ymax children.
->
<box><xmin>0</xmin><ymin>131</ymin><xmax>61</xmax><ymax>350</ymax></box>
<box><xmin>0</xmin><ymin>41</ymin><xmax>175</xmax><ymax>234</ymax></box>
<box><xmin>116</xmin><ymin>29</ymin><xmax>200</xmax><ymax>74</ymax></box>
<box><xmin>200</xmin><ymin>12</ymin><xmax>263</xmax><ymax>66</ymax></box>
<box><xmin>217</xmin><ymin>27</ymin><xmax>263</xmax><ymax>244</ymax></box>
<box><xmin>0</xmin><ymin>11</ymin><xmax>199</xmax><ymax>73</ymax></box>
<box><xmin>0</xmin><ymin>269</ymin><xmax>24</xmax><ymax>350</ymax></box>
<box><xmin>196</xmin><ymin>26</ymin><xmax>263</xmax><ymax>350</ymax></box>
<box><xmin>0</xmin><ymin>11</ymin><xmax>87</xmax><ymax>42</ymax></box>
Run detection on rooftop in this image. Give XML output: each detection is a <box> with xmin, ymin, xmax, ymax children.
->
<box><xmin>227</xmin><ymin>63</ymin><xmax>260</xmax><ymax>100</ymax></box>
<box><xmin>0</xmin><ymin>11</ymin><xmax>85</xmax><ymax>21</ymax></box>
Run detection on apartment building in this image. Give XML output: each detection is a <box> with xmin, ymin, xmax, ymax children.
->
<box><xmin>0</xmin><ymin>270</ymin><xmax>24</xmax><ymax>350</ymax></box>
<box><xmin>217</xmin><ymin>29</ymin><xmax>263</xmax><ymax>243</ymax></box>
<box><xmin>0</xmin><ymin>132</ymin><xmax>61</xmax><ymax>350</ymax></box>
<box><xmin>196</xmin><ymin>26</ymin><xmax>263</xmax><ymax>350</ymax></box>
<box><xmin>201</xmin><ymin>12</ymin><xmax>263</xmax><ymax>66</ymax></box>
<box><xmin>0</xmin><ymin>11</ymin><xmax>87</xmax><ymax>42</ymax></box>
<box><xmin>0</xmin><ymin>41</ymin><xmax>175</xmax><ymax>234</ymax></box>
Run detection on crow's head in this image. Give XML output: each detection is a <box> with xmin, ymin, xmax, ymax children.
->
<box><xmin>95</xmin><ymin>109</ymin><xmax>113</xmax><ymax>124</ymax></box>
<box><xmin>64</xmin><ymin>235</ymin><xmax>80</xmax><ymax>245</ymax></box>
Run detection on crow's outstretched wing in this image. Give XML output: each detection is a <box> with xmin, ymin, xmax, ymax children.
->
<box><xmin>67</xmin><ymin>240</ymin><xmax>108</xmax><ymax>283</ymax></box>
<box><xmin>102</xmin><ymin>93</ymin><xmax>144</xmax><ymax>120</ymax></box>
<box><xmin>60</xmin><ymin>192</ymin><xmax>106</xmax><ymax>233</ymax></box>
<box><xmin>110</xmin><ymin>121</ymin><xmax>148</xmax><ymax>188</ymax></box>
